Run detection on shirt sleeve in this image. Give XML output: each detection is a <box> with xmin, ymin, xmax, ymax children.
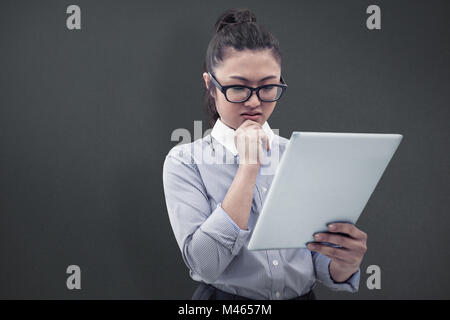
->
<box><xmin>162</xmin><ymin>151</ymin><xmax>251</xmax><ymax>283</ymax></box>
<box><xmin>311</xmin><ymin>251</ymin><xmax>360</xmax><ymax>292</ymax></box>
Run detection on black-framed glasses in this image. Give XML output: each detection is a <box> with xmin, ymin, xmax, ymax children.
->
<box><xmin>208</xmin><ymin>72</ymin><xmax>288</xmax><ymax>103</ymax></box>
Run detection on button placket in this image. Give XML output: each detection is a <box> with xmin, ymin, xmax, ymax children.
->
<box><xmin>267</xmin><ymin>250</ymin><xmax>284</xmax><ymax>300</ymax></box>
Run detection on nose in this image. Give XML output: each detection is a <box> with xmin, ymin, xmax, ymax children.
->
<box><xmin>244</xmin><ymin>90</ymin><xmax>261</xmax><ymax>108</ymax></box>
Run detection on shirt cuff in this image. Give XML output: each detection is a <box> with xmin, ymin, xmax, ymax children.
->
<box><xmin>200</xmin><ymin>203</ymin><xmax>251</xmax><ymax>256</ymax></box>
<box><xmin>314</xmin><ymin>253</ymin><xmax>360</xmax><ymax>292</ymax></box>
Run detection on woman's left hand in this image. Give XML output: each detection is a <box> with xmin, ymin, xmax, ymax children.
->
<box><xmin>307</xmin><ymin>223</ymin><xmax>368</xmax><ymax>283</ymax></box>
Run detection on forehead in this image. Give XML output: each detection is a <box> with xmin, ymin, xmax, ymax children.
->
<box><xmin>215</xmin><ymin>48</ymin><xmax>281</xmax><ymax>80</ymax></box>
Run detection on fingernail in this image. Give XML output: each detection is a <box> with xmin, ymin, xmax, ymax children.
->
<box><xmin>314</xmin><ymin>234</ymin><xmax>321</xmax><ymax>240</ymax></box>
<box><xmin>328</xmin><ymin>224</ymin><xmax>336</xmax><ymax>230</ymax></box>
<box><xmin>308</xmin><ymin>244</ymin><xmax>316</xmax><ymax>250</ymax></box>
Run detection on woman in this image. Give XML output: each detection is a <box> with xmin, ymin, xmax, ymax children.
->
<box><xmin>163</xmin><ymin>8</ymin><xmax>367</xmax><ymax>300</ymax></box>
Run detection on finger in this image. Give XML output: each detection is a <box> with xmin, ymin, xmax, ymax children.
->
<box><xmin>314</xmin><ymin>233</ymin><xmax>364</xmax><ymax>251</ymax></box>
<box><xmin>256</xmin><ymin>128</ymin><xmax>269</xmax><ymax>151</ymax></box>
<box><xmin>308</xmin><ymin>243</ymin><xmax>361</xmax><ymax>266</ymax></box>
<box><xmin>328</xmin><ymin>223</ymin><xmax>367</xmax><ymax>241</ymax></box>
<box><xmin>258</xmin><ymin>130</ymin><xmax>269</xmax><ymax>151</ymax></box>
<box><xmin>307</xmin><ymin>243</ymin><xmax>349</xmax><ymax>261</ymax></box>
<box><xmin>240</xmin><ymin>119</ymin><xmax>262</xmax><ymax>129</ymax></box>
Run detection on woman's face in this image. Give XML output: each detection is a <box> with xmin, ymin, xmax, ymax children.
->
<box><xmin>203</xmin><ymin>48</ymin><xmax>281</xmax><ymax>129</ymax></box>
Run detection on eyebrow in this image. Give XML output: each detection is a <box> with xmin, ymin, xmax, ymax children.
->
<box><xmin>228</xmin><ymin>75</ymin><xmax>278</xmax><ymax>82</ymax></box>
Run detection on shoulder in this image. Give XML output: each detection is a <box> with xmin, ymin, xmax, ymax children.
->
<box><xmin>162</xmin><ymin>137</ymin><xmax>211</xmax><ymax>191</ymax></box>
<box><xmin>164</xmin><ymin>135</ymin><xmax>210</xmax><ymax>167</ymax></box>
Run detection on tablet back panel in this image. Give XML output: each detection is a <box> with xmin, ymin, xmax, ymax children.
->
<box><xmin>247</xmin><ymin>132</ymin><xmax>403</xmax><ymax>250</ymax></box>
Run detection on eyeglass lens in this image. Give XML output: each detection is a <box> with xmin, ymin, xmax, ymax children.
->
<box><xmin>226</xmin><ymin>86</ymin><xmax>283</xmax><ymax>102</ymax></box>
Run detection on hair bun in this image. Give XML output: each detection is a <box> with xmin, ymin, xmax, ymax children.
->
<box><xmin>215</xmin><ymin>8</ymin><xmax>257</xmax><ymax>33</ymax></box>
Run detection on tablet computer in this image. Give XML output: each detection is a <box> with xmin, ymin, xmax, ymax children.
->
<box><xmin>247</xmin><ymin>131</ymin><xmax>403</xmax><ymax>251</ymax></box>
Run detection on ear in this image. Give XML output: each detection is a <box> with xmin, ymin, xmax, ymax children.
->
<box><xmin>203</xmin><ymin>72</ymin><xmax>215</xmax><ymax>98</ymax></box>
<box><xmin>202</xmin><ymin>72</ymin><xmax>210</xmax><ymax>89</ymax></box>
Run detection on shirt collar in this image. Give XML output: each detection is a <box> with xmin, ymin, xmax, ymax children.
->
<box><xmin>210</xmin><ymin>118</ymin><xmax>275</xmax><ymax>156</ymax></box>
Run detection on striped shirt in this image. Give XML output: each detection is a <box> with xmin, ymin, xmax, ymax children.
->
<box><xmin>163</xmin><ymin>119</ymin><xmax>360</xmax><ymax>299</ymax></box>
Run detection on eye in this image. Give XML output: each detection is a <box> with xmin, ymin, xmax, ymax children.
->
<box><xmin>230</xmin><ymin>86</ymin><xmax>247</xmax><ymax>92</ymax></box>
<box><xmin>261</xmin><ymin>85</ymin><xmax>275</xmax><ymax>92</ymax></box>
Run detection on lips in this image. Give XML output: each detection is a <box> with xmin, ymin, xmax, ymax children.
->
<box><xmin>241</xmin><ymin>112</ymin><xmax>262</xmax><ymax>121</ymax></box>
<box><xmin>241</xmin><ymin>112</ymin><xmax>262</xmax><ymax>116</ymax></box>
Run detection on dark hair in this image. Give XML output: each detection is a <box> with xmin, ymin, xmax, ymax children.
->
<box><xmin>203</xmin><ymin>8</ymin><xmax>282</xmax><ymax>128</ymax></box>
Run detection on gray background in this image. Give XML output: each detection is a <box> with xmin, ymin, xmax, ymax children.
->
<box><xmin>1</xmin><ymin>0</ymin><xmax>449</xmax><ymax>299</ymax></box>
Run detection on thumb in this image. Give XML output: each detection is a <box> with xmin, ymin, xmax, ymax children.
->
<box><xmin>261</xmin><ymin>134</ymin><xmax>270</xmax><ymax>151</ymax></box>
<box><xmin>260</xmin><ymin>134</ymin><xmax>270</xmax><ymax>151</ymax></box>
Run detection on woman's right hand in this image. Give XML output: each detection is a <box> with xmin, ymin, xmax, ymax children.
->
<box><xmin>234</xmin><ymin>120</ymin><xmax>270</xmax><ymax>167</ymax></box>
<box><xmin>222</xmin><ymin>120</ymin><xmax>270</xmax><ymax>229</ymax></box>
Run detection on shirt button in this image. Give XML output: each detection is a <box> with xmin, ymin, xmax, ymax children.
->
<box><xmin>262</xmin><ymin>186</ymin><xmax>268</xmax><ymax>193</ymax></box>
<box><xmin>272</xmin><ymin>260</ymin><xmax>279</xmax><ymax>266</ymax></box>
<box><xmin>275</xmin><ymin>291</ymin><xmax>281</xmax><ymax>298</ymax></box>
